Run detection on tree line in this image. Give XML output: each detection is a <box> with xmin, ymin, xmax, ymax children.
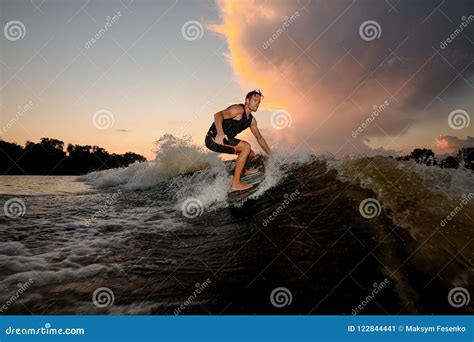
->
<box><xmin>0</xmin><ymin>138</ymin><xmax>146</xmax><ymax>175</ymax></box>
<box><xmin>1</xmin><ymin>137</ymin><xmax>471</xmax><ymax>175</ymax></box>
<box><xmin>395</xmin><ymin>147</ymin><xmax>473</xmax><ymax>170</ymax></box>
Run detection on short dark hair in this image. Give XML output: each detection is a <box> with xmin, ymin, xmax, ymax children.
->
<box><xmin>245</xmin><ymin>89</ymin><xmax>264</xmax><ymax>101</ymax></box>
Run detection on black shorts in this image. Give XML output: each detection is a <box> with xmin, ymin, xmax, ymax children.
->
<box><xmin>205</xmin><ymin>133</ymin><xmax>241</xmax><ymax>155</ymax></box>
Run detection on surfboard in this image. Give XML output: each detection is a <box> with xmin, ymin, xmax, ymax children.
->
<box><xmin>227</xmin><ymin>171</ymin><xmax>265</xmax><ymax>205</ymax></box>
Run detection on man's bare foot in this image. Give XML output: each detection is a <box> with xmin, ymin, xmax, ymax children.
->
<box><xmin>231</xmin><ymin>182</ymin><xmax>253</xmax><ymax>191</ymax></box>
<box><xmin>242</xmin><ymin>168</ymin><xmax>258</xmax><ymax>176</ymax></box>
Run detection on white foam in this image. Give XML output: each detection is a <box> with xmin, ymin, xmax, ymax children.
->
<box><xmin>170</xmin><ymin>161</ymin><xmax>231</xmax><ymax>211</ymax></box>
<box><xmin>248</xmin><ymin>149</ymin><xmax>313</xmax><ymax>200</ymax></box>
<box><xmin>0</xmin><ymin>242</ymin><xmax>29</xmax><ymax>256</ymax></box>
<box><xmin>79</xmin><ymin>135</ymin><xmax>221</xmax><ymax>190</ymax></box>
<box><xmin>79</xmin><ymin>134</ymin><xmax>314</xmax><ymax>211</ymax></box>
<box><xmin>0</xmin><ymin>263</ymin><xmax>113</xmax><ymax>287</ymax></box>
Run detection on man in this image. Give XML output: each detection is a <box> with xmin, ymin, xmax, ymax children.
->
<box><xmin>205</xmin><ymin>90</ymin><xmax>271</xmax><ymax>191</ymax></box>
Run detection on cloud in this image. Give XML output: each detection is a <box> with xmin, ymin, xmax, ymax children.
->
<box><xmin>211</xmin><ymin>0</ymin><xmax>474</xmax><ymax>156</ymax></box>
<box><xmin>114</xmin><ymin>129</ymin><xmax>131</xmax><ymax>133</ymax></box>
<box><xmin>436</xmin><ymin>135</ymin><xmax>474</xmax><ymax>153</ymax></box>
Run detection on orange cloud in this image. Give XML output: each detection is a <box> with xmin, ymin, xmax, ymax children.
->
<box><xmin>436</xmin><ymin>135</ymin><xmax>474</xmax><ymax>154</ymax></box>
<box><xmin>209</xmin><ymin>0</ymin><xmax>295</xmax><ymax>112</ymax></box>
<box><xmin>210</xmin><ymin>0</ymin><xmax>474</xmax><ymax>156</ymax></box>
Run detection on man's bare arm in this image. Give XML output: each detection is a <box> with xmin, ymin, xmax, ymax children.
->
<box><xmin>250</xmin><ymin>117</ymin><xmax>271</xmax><ymax>154</ymax></box>
<box><xmin>213</xmin><ymin>105</ymin><xmax>242</xmax><ymax>145</ymax></box>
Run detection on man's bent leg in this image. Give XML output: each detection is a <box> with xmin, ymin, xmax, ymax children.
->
<box><xmin>242</xmin><ymin>150</ymin><xmax>257</xmax><ymax>176</ymax></box>
<box><xmin>246</xmin><ymin>150</ymin><xmax>255</xmax><ymax>167</ymax></box>
<box><xmin>232</xmin><ymin>141</ymin><xmax>252</xmax><ymax>191</ymax></box>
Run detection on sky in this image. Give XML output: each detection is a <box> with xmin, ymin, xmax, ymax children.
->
<box><xmin>0</xmin><ymin>0</ymin><xmax>473</xmax><ymax>160</ymax></box>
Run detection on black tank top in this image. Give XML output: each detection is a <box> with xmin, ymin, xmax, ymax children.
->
<box><xmin>207</xmin><ymin>103</ymin><xmax>253</xmax><ymax>138</ymax></box>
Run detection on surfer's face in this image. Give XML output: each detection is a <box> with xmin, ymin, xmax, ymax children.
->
<box><xmin>247</xmin><ymin>95</ymin><xmax>261</xmax><ymax>111</ymax></box>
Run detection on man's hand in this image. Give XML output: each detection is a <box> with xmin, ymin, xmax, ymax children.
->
<box><xmin>213</xmin><ymin>106</ymin><xmax>241</xmax><ymax>145</ymax></box>
<box><xmin>214</xmin><ymin>133</ymin><xmax>229</xmax><ymax>145</ymax></box>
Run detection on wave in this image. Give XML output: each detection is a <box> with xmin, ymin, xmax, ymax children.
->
<box><xmin>4</xmin><ymin>148</ymin><xmax>473</xmax><ymax>314</ymax></box>
<box><xmin>327</xmin><ymin>156</ymin><xmax>474</xmax><ymax>234</ymax></box>
<box><xmin>327</xmin><ymin>155</ymin><xmax>473</xmax><ymax>290</ymax></box>
<box><xmin>79</xmin><ymin>134</ymin><xmax>313</xmax><ymax>210</ymax></box>
<box><xmin>79</xmin><ymin>135</ymin><xmax>221</xmax><ymax>190</ymax></box>
<box><xmin>79</xmin><ymin>135</ymin><xmax>473</xmax><ymax>232</ymax></box>
<box><xmin>327</xmin><ymin>155</ymin><xmax>474</xmax><ymax>241</ymax></box>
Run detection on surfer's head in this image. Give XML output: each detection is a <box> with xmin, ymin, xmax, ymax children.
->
<box><xmin>245</xmin><ymin>89</ymin><xmax>263</xmax><ymax>112</ymax></box>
